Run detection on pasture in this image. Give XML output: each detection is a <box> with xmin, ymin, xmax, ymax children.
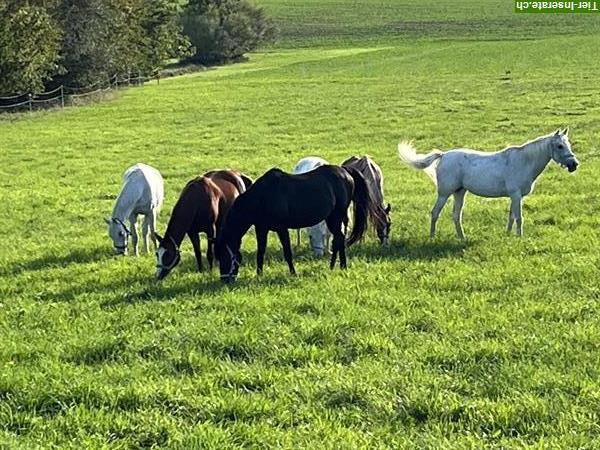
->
<box><xmin>1</xmin><ymin>0</ymin><xmax>600</xmax><ymax>448</ymax></box>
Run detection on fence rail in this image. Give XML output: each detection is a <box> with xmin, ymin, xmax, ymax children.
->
<box><xmin>0</xmin><ymin>71</ymin><xmax>160</xmax><ymax>113</ymax></box>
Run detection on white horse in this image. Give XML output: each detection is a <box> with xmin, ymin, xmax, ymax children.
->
<box><xmin>105</xmin><ymin>163</ymin><xmax>164</xmax><ymax>255</ymax></box>
<box><xmin>292</xmin><ymin>156</ymin><xmax>331</xmax><ymax>257</ymax></box>
<box><xmin>398</xmin><ymin>129</ymin><xmax>578</xmax><ymax>239</ymax></box>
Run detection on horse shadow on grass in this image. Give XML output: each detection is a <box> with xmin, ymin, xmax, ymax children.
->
<box><xmin>100</xmin><ymin>249</ymin><xmax>319</xmax><ymax>308</ymax></box>
<box><xmin>22</xmin><ymin>245</ymin><xmax>263</xmax><ymax>307</ymax></box>
<box><xmin>100</xmin><ymin>273</ymin><xmax>304</xmax><ymax>309</ymax></box>
<box><xmin>30</xmin><ymin>239</ymin><xmax>469</xmax><ymax>306</ymax></box>
<box><xmin>99</xmin><ymin>277</ymin><xmax>226</xmax><ymax>308</ymax></box>
<box><xmin>347</xmin><ymin>238</ymin><xmax>470</xmax><ymax>262</ymax></box>
<box><xmin>2</xmin><ymin>246</ymin><xmax>113</xmax><ymax>277</ymax></box>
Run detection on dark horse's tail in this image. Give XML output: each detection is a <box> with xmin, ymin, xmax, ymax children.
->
<box><xmin>344</xmin><ymin>166</ymin><xmax>381</xmax><ymax>246</ymax></box>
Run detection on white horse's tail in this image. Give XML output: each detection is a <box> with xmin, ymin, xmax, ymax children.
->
<box><xmin>397</xmin><ymin>141</ymin><xmax>442</xmax><ymax>185</ymax></box>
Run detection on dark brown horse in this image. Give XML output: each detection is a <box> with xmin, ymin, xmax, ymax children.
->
<box><xmin>155</xmin><ymin>170</ymin><xmax>252</xmax><ymax>280</ymax></box>
<box><xmin>216</xmin><ymin>165</ymin><xmax>385</xmax><ymax>283</ymax></box>
<box><xmin>342</xmin><ymin>156</ymin><xmax>392</xmax><ymax>245</ymax></box>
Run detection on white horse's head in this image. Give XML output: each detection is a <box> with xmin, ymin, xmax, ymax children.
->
<box><xmin>308</xmin><ymin>223</ymin><xmax>329</xmax><ymax>257</ymax></box>
<box><xmin>550</xmin><ymin>128</ymin><xmax>579</xmax><ymax>172</ymax></box>
<box><xmin>105</xmin><ymin>217</ymin><xmax>130</xmax><ymax>255</ymax></box>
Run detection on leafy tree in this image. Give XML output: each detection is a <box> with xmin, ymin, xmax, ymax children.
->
<box><xmin>56</xmin><ymin>0</ymin><xmax>190</xmax><ymax>86</ymax></box>
<box><xmin>0</xmin><ymin>0</ymin><xmax>258</xmax><ymax>97</ymax></box>
<box><xmin>0</xmin><ymin>1</ymin><xmax>62</xmax><ymax>95</ymax></box>
<box><xmin>181</xmin><ymin>0</ymin><xmax>275</xmax><ymax>64</ymax></box>
<box><xmin>140</xmin><ymin>0</ymin><xmax>192</xmax><ymax>72</ymax></box>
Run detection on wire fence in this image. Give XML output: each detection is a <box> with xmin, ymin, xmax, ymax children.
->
<box><xmin>0</xmin><ymin>71</ymin><xmax>161</xmax><ymax>113</ymax></box>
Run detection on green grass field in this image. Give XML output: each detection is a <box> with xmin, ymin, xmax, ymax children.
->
<box><xmin>2</xmin><ymin>1</ymin><xmax>600</xmax><ymax>448</ymax></box>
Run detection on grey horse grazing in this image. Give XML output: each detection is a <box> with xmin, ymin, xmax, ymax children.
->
<box><xmin>342</xmin><ymin>155</ymin><xmax>392</xmax><ymax>245</ymax></box>
<box><xmin>106</xmin><ymin>163</ymin><xmax>164</xmax><ymax>255</ymax></box>
<box><xmin>398</xmin><ymin>129</ymin><xmax>579</xmax><ymax>238</ymax></box>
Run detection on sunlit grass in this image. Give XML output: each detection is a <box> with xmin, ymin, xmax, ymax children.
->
<box><xmin>1</xmin><ymin>1</ymin><xmax>600</xmax><ymax>448</ymax></box>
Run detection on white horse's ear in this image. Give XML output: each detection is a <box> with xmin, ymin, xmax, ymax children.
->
<box><xmin>104</xmin><ymin>217</ymin><xmax>112</xmax><ymax>225</ymax></box>
<box><xmin>563</xmin><ymin>127</ymin><xmax>569</xmax><ymax>136</ymax></box>
<box><xmin>554</xmin><ymin>129</ymin><xmax>561</xmax><ymax>136</ymax></box>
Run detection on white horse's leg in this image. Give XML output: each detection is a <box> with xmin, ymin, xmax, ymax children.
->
<box><xmin>452</xmin><ymin>189</ymin><xmax>467</xmax><ymax>240</ymax></box>
<box><xmin>509</xmin><ymin>193</ymin><xmax>523</xmax><ymax>237</ymax></box>
<box><xmin>149</xmin><ymin>210</ymin><xmax>158</xmax><ymax>250</ymax></box>
<box><xmin>129</xmin><ymin>214</ymin><xmax>139</xmax><ymax>256</ymax></box>
<box><xmin>141</xmin><ymin>215</ymin><xmax>150</xmax><ymax>254</ymax></box>
<box><xmin>430</xmin><ymin>194</ymin><xmax>449</xmax><ymax>238</ymax></box>
<box><xmin>506</xmin><ymin>208</ymin><xmax>515</xmax><ymax>234</ymax></box>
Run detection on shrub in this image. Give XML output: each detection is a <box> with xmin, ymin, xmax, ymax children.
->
<box><xmin>181</xmin><ymin>0</ymin><xmax>275</xmax><ymax>64</ymax></box>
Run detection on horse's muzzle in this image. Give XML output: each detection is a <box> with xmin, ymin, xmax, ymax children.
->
<box><xmin>220</xmin><ymin>275</ymin><xmax>236</xmax><ymax>284</ymax></box>
<box><xmin>566</xmin><ymin>159</ymin><xmax>579</xmax><ymax>172</ymax></box>
<box><xmin>155</xmin><ymin>268</ymin><xmax>169</xmax><ymax>280</ymax></box>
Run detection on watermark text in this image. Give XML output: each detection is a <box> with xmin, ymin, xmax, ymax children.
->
<box><xmin>515</xmin><ymin>1</ymin><xmax>600</xmax><ymax>12</ymax></box>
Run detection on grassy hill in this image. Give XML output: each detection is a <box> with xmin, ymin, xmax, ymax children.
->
<box><xmin>1</xmin><ymin>1</ymin><xmax>600</xmax><ymax>448</ymax></box>
<box><xmin>260</xmin><ymin>0</ymin><xmax>600</xmax><ymax>45</ymax></box>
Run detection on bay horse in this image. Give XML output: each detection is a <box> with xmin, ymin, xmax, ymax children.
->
<box><xmin>216</xmin><ymin>165</ymin><xmax>384</xmax><ymax>283</ymax></box>
<box><xmin>106</xmin><ymin>163</ymin><xmax>164</xmax><ymax>256</ymax></box>
<box><xmin>154</xmin><ymin>170</ymin><xmax>252</xmax><ymax>280</ymax></box>
<box><xmin>342</xmin><ymin>155</ymin><xmax>392</xmax><ymax>245</ymax></box>
<box><xmin>292</xmin><ymin>156</ymin><xmax>330</xmax><ymax>257</ymax></box>
<box><xmin>398</xmin><ymin>129</ymin><xmax>579</xmax><ymax>239</ymax></box>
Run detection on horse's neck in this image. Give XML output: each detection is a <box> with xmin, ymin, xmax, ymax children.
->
<box><xmin>112</xmin><ymin>188</ymin><xmax>137</xmax><ymax>221</ymax></box>
<box><xmin>229</xmin><ymin>215</ymin><xmax>252</xmax><ymax>243</ymax></box>
<box><xmin>165</xmin><ymin>220</ymin><xmax>188</xmax><ymax>248</ymax></box>
<box><xmin>520</xmin><ymin>139</ymin><xmax>552</xmax><ymax>181</ymax></box>
<box><xmin>224</xmin><ymin>203</ymin><xmax>253</xmax><ymax>245</ymax></box>
<box><xmin>165</xmin><ymin>195</ymin><xmax>199</xmax><ymax>246</ymax></box>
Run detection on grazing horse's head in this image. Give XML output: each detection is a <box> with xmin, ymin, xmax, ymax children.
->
<box><xmin>376</xmin><ymin>204</ymin><xmax>392</xmax><ymax>246</ymax></box>
<box><xmin>550</xmin><ymin>128</ymin><xmax>578</xmax><ymax>173</ymax></box>
<box><xmin>105</xmin><ymin>217</ymin><xmax>130</xmax><ymax>255</ymax></box>
<box><xmin>154</xmin><ymin>233</ymin><xmax>181</xmax><ymax>280</ymax></box>
<box><xmin>217</xmin><ymin>238</ymin><xmax>242</xmax><ymax>283</ymax></box>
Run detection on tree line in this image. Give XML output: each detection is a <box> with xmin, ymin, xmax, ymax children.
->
<box><xmin>0</xmin><ymin>0</ymin><xmax>275</xmax><ymax>95</ymax></box>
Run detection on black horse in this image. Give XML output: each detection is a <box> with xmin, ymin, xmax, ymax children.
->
<box><xmin>216</xmin><ymin>165</ymin><xmax>385</xmax><ymax>282</ymax></box>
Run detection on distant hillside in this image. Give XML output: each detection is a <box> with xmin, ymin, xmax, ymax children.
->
<box><xmin>257</xmin><ymin>0</ymin><xmax>600</xmax><ymax>46</ymax></box>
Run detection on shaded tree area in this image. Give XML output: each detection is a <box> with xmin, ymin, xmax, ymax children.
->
<box><xmin>0</xmin><ymin>0</ymin><xmax>274</xmax><ymax>96</ymax></box>
<box><xmin>181</xmin><ymin>0</ymin><xmax>275</xmax><ymax>64</ymax></box>
<box><xmin>0</xmin><ymin>1</ymin><xmax>62</xmax><ymax>94</ymax></box>
<box><xmin>55</xmin><ymin>0</ymin><xmax>191</xmax><ymax>87</ymax></box>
